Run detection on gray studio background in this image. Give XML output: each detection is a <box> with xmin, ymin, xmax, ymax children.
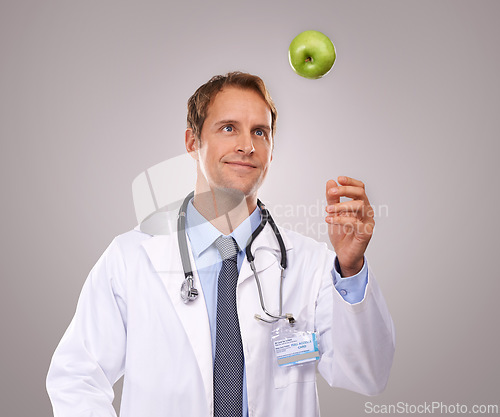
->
<box><xmin>1</xmin><ymin>1</ymin><xmax>499</xmax><ymax>416</ymax></box>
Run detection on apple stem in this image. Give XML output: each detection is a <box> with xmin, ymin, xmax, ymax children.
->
<box><xmin>305</xmin><ymin>57</ymin><xmax>312</xmax><ymax>62</ymax></box>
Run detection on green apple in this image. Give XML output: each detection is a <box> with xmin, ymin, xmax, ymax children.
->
<box><xmin>288</xmin><ymin>30</ymin><xmax>336</xmax><ymax>79</ymax></box>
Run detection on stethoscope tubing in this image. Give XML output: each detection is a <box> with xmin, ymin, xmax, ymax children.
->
<box><xmin>178</xmin><ymin>191</ymin><xmax>294</xmax><ymax>324</ymax></box>
<box><xmin>178</xmin><ymin>191</ymin><xmax>197</xmax><ymax>302</ymax></box>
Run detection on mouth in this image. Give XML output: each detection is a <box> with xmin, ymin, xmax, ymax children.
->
<box><xmin>225</xmin><ymin>161</ymin><xmax>257</xmax><ymax>169</ymax></box>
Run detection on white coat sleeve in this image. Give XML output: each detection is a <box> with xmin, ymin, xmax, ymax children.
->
<box><xmin>46</xmin><ymin>239</ymin><xmax>127</xmax><ymax>417</ymax></box>
<box><xmin>315</xmin><ymin>254</ymin><xmax>396</xmax><ymax>396</ymax></box>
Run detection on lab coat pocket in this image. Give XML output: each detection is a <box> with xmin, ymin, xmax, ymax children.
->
<box><xmin>272</xmin><ymin>360</ymin><xmax>316</xmax><ymax>388</ymax></box>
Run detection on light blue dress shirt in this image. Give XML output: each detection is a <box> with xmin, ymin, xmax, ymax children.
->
<box><xmin>185</xmin><ymin>200</ymin><xmax>368</xmax><ymax>417</ymax></box>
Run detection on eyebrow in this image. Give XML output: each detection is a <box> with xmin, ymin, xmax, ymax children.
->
<box><xmin>215</xmin><ymin>120</ymin><xmax>239</xmax><ymax>127</ymax></box>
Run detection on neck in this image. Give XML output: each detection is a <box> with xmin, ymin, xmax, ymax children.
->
<box><xmin>192</xmin><ymin>187</ymin><xmax>257</xmax><ymax>235</ymax></box>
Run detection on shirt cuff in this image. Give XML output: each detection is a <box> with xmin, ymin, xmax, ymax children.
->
<box><xmin>331</xmin><ymin>256</ymin><xmax>368</xmax><ymax>304</ymax></box>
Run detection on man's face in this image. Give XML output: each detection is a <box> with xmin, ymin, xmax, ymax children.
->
<box><xmin>189</xmin><ymin>86</ymin><xmax>273</xmax><ymax>200</ymax></box>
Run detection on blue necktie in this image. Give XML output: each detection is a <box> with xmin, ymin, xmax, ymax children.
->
<box><xmin>213</xmin><ymin>236</ymin><xmax>244</xmax><ymax>417</ymax></box>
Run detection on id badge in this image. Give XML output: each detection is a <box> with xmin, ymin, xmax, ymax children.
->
<box><xmin>271</xmin><ymin>321</ymin><xmax>320</xmax><ymax>367</ymax></box>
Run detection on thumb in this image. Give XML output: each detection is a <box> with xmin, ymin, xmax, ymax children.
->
<box><xmin>326</xmin><ymin>179</ymin><xmax>340</xmax><ymax>206</ymax></box>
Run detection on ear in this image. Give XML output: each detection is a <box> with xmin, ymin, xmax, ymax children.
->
<box><xmin>185</xmin><ymin>128</ymin><xmax>199</xmax><ymax>160</ymax></box>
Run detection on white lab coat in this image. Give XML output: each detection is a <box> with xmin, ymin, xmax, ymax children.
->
<box><xmin>46</xmin><ymin>215</ymin><xmax>395</xmax><ymax>417</ymax></box>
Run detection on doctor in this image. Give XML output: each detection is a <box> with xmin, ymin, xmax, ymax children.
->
<box><xmin>47</xmin><ymin>72</ymin><xmax>395</xmax><ymax>417</ymax></box>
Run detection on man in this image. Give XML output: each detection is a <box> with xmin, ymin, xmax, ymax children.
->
<box><xmin>47</xmin><ymin>72</ymin><xmax>395</xmax><ymax>417</ymax></box>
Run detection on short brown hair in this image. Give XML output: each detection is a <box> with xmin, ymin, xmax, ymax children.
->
<box><xmin>187</xmin><ymin>71</ymin><xmax>277</xmax><ymax>140</ymax></box>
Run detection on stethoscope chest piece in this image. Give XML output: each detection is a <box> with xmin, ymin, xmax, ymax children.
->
<box><xmin>180</xmin><ymin>275</ymin><xmax>198</xmax><ymax>303</ymax></box>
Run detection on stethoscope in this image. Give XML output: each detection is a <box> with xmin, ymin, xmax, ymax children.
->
<box><xmin>178</xmin><ymin>191</ymin><xmax>295</xmax><ymax>324</ymax></box>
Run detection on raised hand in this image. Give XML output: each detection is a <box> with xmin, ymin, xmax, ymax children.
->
<box><xmin>325</xmin><ymin>176</ymin><xmax>375</xmax><ymax>277</ymax></box>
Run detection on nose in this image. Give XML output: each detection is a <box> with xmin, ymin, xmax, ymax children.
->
<box><xmin>235</xmin><ymin>131</ymin><xmax>255</xmax><ymax>154</ymax></box>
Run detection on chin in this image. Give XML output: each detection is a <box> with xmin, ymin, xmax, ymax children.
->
<box><xmin>220</xmin><ymin>186</ymin><xmax>254</xmax><ymax>199</ymax></box>
<box><xmin>215</xmin><ymin>182</ymin><xmax>259</xmax><ymax>200</ymax></box>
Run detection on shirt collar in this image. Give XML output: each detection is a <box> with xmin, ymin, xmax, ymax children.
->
<box><xmin>185</xmin><ymin>198</ymin><xmax>262</xmax><ymax>256</ymax></box>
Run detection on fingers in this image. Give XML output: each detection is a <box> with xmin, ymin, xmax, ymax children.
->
<box><xmin>338</xmin><ymin>176</ymin><xmax>365</xmax><ymax>189</ymax></box>
<box><xmin>326</xmin><ymin>214</ymin><xmax>375</xmax><ymax>235</ymax></box>
<box><xmin>326</xmin><ymin>200</ymin><xmax>374</xmax><ymax>226</ymax></box>
<box><xmin>325</xmin><ymin>176</ymin><xmax>374</xmax><ymax>233</ymax></box>
<box><xmin>327</xmin><ymin>176</ymin><xmax>369</xmax><ymax>202</ymax></box>
<box><xmin>328</xmin><ymin>185</ymin><xmax>368</xmax><ymax>201</ymax></box>
<box><xmin>326</xmin><ymin>179</ymin><xmax>340</xmax><ymax>206</ymax></box>
<box><xmin>326</xmin><ymin>200</ymin><xmax>370</xmax><ymax>216</ymax></box>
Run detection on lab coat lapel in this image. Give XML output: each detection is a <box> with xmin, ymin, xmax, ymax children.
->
<box><xmin>140</xmin><ymin>233</ymin><xmax>213</xmax><ymax>412</ymax></box>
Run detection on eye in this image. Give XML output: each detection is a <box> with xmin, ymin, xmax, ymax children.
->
<box><xmin>255</xmin><ymin>129</ymin><xmax>265</xmax><ymax>137</ymax></box>
<box><xmin>222</xmin><ymin>125</ymin><xmax>233</xmax><ymax>132</ymax></box>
